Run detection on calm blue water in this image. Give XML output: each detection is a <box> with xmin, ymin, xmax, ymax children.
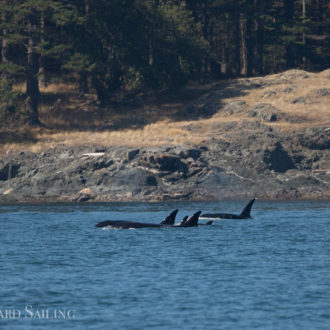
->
<box><xmin>0</xmin><ymin>200</ymin><xmax>330</xmax><ymax>329</ymax></box>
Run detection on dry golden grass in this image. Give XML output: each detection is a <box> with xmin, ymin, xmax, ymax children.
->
<box><xmin>1</xmin><ymin>69</ymin><xmax>329</xmax><ymax>156</ymax></box>
<box><xmin>0</xmin><ymin>122</ymin><xmax>201</xmax><ymax>155</ymax></box>
<box><xmin>239</xmin><ymin>70</ymin><xmax>330</xmax><ymax>125</ymax></box>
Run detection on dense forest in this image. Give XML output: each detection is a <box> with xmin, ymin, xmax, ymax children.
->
<box><xmin>0</xmin><ymin>0</ymin><xmax>329</xmax><ymax>125</ymax></box>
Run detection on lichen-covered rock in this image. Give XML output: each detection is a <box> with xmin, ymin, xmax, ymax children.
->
<box><xmin>248</xmin><ymin>103</ymin><xmax>279</xmax><ymax>122</ymax></box>
<box><xmin>317</xmin><ymin>88</ymin><xmax>329</xmax><ymax>97</ymax></box>
<box><xmin>223</xmin><ymin>100</ymin><xmax>246</xmax><ymax>114</ymax></box>
<box><xmin>262</xmin><ymin>90</ymin><xmax>276</xmax><ymax>98</ymax></box>
<box><xmin>298</xmin><ymin>127</ymin><xmax>330</xmax><ymax>150</ymax></box>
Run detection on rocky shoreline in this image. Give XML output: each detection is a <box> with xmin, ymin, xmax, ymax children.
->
<box><xmin>1</xmin><ymin>126</ymin><xmax>329</xmax><ymax>203</ymax></box>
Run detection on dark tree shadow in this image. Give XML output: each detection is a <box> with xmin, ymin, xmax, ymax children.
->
<box><xmin>43</xmin><ymin>78</ymin><xmax>257</xmax><ymax>131</ymax></box>
<box><xmin>0</xmin><ymin>130</ymin><xmax>38</xmax><ymax>144</ymax></box>
<box><xmin>2</xmin><ymin>78</ymin><xmax>257</xmax><ymax>140</ymax></box>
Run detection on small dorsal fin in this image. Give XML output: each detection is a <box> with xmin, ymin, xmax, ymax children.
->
<box><xmin>179</xmin><ymin>215</ymin><xmax>189</xmax><ymax>226</ymax></box>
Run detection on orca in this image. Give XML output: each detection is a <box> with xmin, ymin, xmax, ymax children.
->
<box><xmin>177</xmin><ymin>215</ymin><xmax>189</xmax><ymax>226</ymax></box>
<box><xmin>179</xmin><ymin>211</ymin><xmax>201</xmax><ymax>227</ymax></box>
<box><xmin>95</xmin><ymin>209</ymin><xmax>178</xmax><ymax>229</ymax></box>
<box><xmin>95</xmin><ymin>220</ymin><xmax>163</xmax><ymax>229</ymax></box>
<box><xmin>202</xmin><ymin>220</ymin><xmax>214</xmax><ymax>226</ymax></box>
<box><xmin>178</xmin><ymin>211</ymin><xmax>213</xmax><ymax>227</ymax></box>
<box><xmin>95</xmin><ymin>209</ymin><xmax>212</xmax><ymax>229</ymax></box>
<box><xmin>200</xmin><ymin>198</ymin><xmax>255</xmax><ymax>220</ymax></box>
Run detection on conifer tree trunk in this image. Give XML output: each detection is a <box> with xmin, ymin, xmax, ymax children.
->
<box><xmin>271</xmin><ymin>17</ymin><xmax>277</xmax><ymax>73</ymax></box>
<box><xmin>1</xmin><ymin>2</ymin><xmax>10</xmax><ymax>81</ymax></box>
<box><xmin>255</xmin><ymin>0</ymin><xmax>264</xmax><ymax>75</ymax></box>
<box><xmin>302</xmin><ymin>0</ymin><xmax>306</xmax><ymax>68</ymax></box>
<box><xmin>78</xmin><ymin>0</ymin><xmax>90</xmax><ymax>95</ymax></box>
<box><xmin>209</xmin><ymin>21</ymin><xmax>221</xmax><ymax>77</ymax></box>
<box><xmin>285</xmin><ymin>0</ymin><xmax>295</xmax><ymax>68</ymax></box>
<box><xmin>315</xmin><ymin>0</ymin><xmax>323</xmax><ymax>33</ymax></box>
<box><xmin>240</xmin><ymin>19</ymin><xmax>247</xmax><ymax>75</ymax></box>
<box><xmin>91</xmin><ymin>74</ymin><xmax>105</xmax><ymax>105</ymax></box>
<box><xmin>79</xmin><ymin>71</ymin><xmax>89</xmax><ymax>95</ymax></box>
<box><xmin>26</xmin><ymin>19</ymin><xmax>40</xmax><ymax>125</ymax></box>
<box><xmin>38</xmin><ymin>11</ymin><xmax>47</xmax><ymax>88</ymax></box>
<box><xmin>234</xmin><ymin>2</ymin><xmax>241</xmax><ymax>76</ymax></box>
<box><xmin>148</xmin><ymin>38</ymin><xmax>154</xmax><ymax>66</ymax></box>
<box><xmin>222</xmin><ymin>14</ymin><xmax>230</xmax><ymax>76</ymax></box>
<box><xmin>84</xmin><ymin>0</ymin><xmax>89</xmax><ymax>13</ymax></box>
<box><xmin>245</xmin><ymin>17</ymin><xmax>253</xmax><ymax>76</ymax></box>
<box><xmin>201</xmin><ymin>0</ymin><xmax>209</xmax><ymax>81</ymax></box>
<box><xmin>149</xmin><ymin>0</ymin><xmax>159</xmax><ymax>67</ymax></box>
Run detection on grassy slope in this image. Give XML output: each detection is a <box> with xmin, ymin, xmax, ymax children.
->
<box><xmin>1</xmin><ymin>69</ymin><xmax>329</xmax><ymax>155</ymax></box>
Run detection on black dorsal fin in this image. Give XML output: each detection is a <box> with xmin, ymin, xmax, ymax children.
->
<box><xmin>182</xmin><ymin>211</ymin><xmax>202</xmax><ymax>227</ymax></box>
<box><xmin>160</xmin><ymin>209</ymin><xmax>178</xmax><ymax>225</ymax></box>
<box><xmin>239</xmin><ymin>199</ymin><xmax>255</xmax><ymax>219</ymax></box>
<box><xmin>179</xmin><ymin>215</ymin><xmax>189</xmax><ymax>226</ymax></box>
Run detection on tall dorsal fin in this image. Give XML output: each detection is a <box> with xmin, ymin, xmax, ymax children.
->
<box><xmin>239</xmin><ymin>199</ymin><xmax>255</xmax><ymax>219</ymax></box>
<box><xmin>181</xmin><ymin>211</ymin><xmax>201</xmax><ymax>227</ymax></box>
<box><xmin>160</xmin><ymin>209</ymin><xmax>178</xmax><ymax>225</ymax></box>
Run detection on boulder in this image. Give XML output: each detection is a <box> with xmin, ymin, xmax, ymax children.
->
<box><xmin>155</xmin><ymin>154</ymin><xmax>188</xmax><ymax>173</ymax></box>
<box><xmin>127</xmin><ymin>149</ymin><xmax>140</xmax><ymax>161</ymax></box>
<box><xmin>179</xmin><ymin>148</ymin><xmax>201</xmax><ymax>160</ymax></box>
<box><xmin>291</xmin><ymin>96</ymin><xmax>307</xmax><ymax>104</ymax></box>
<box><xmin>283</xmin><ymin>87</ymin><xmax>294</xmax><ymax>93</ymax></box>
<box><xmin>263</xmin><ymin>142</ymin><xmax>295</xmax><ymax>173</ymax></box>
<box><xmin>72</xmin><ymin>188</ymin><xmax>94</xmax><ymax>202</ymax></box>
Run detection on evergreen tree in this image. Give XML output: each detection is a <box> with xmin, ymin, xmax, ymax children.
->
<box><xmin>0</xmin><ymin>0</ymin><xmax>329</xmax><ymax>125</ymax></box>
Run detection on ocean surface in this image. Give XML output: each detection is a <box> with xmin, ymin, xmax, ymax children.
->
<box><xmin>0</xmin><ymin>200</ymin><xmax>329</xmax><ymax>330</ymax></box>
